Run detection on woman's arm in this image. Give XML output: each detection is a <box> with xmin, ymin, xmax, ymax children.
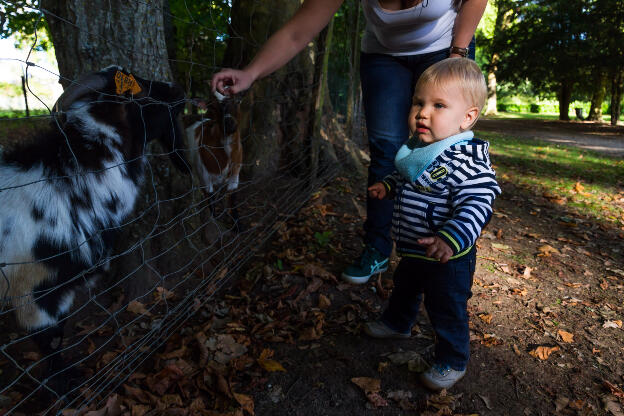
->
<box><xmin>212</xmin><ymin>0</ymin><xmax>344</xmax><ymax>94</ymax></box>
<box><xmin>450</xmin><ymin>0</ymin><xmax>488</xmax><ymax>57</ymax></box>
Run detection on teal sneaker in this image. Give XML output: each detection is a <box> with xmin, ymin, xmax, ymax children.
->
<box><xmin>341</xmin><ymin>245</ymin><xmax>389</xmax><ymax>284</ymax></box>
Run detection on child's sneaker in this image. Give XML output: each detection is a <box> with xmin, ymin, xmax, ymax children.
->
<box><xmin>419</xmin><ymin>363</ymin><xmax>466</xmax><ymax>390</ymax></box>
<box><xmin>341</xmin><ymin>245</ymin><xmax>389</xmax><ymax>284</ymax></box>
<box><xmin>363</xmin><ymin>320</ymin><xmax>411</xmax><ymax>339</ymax></box>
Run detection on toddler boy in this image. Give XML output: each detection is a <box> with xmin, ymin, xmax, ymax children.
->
<box><xmin>366</xmin><ymin>58</ymin><xmax>501</xmax><ymax>390</ymax></box>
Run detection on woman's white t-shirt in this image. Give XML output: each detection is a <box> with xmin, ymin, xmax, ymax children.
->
<box><xmin>361</xmin><ymin>0</ymin><xmax>457</xmax><ymax>56</ymax></box>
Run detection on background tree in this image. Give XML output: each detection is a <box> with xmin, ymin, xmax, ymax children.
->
<box><xmin>41</xmin><ymin>0</ymin><xmax>172</xmax><ymax>84</ymax></box>
<box><xmin>476</xmin><ymin>0</ymin><xmax>516</xmax><ymax>116</ymax></box>
<box><xmin>498</xmin><ymin>0</ymin><xmax>590</xmax><ymax>121</ymax></box>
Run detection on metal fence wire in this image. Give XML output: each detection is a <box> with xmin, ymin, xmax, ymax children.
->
<box><xmin>0</xmin><ymin>1</ymin><xmax>364</xmax><ymax>414</ymax></box>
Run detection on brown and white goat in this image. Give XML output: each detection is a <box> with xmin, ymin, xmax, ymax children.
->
<box><xmin>186</xmin><ymin>92</ymin><xmax>243</xmax><ymax>228</ymax></box>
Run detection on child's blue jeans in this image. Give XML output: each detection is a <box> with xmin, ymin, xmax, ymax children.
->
<box><xmin>381</xmin><ymin>248</ymin><xmax>477</xmax><ymax>371</ymax></box>
<box><xmin>359</xmin><ymin>41</ymin><xmax>475</xmax><ymax>258</ymax></box>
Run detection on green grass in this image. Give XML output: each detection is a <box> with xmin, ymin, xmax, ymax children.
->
<box><xmin>482</xmin><ymin>111</ymin><xmax>616</xmax><ymax>123</ymax></box>
<box><xmin>479</xmin><ymin>131</ymin><xmax>624</xmax><ymax>226</ymax></box>
<box><xmin>0</xmin><ymin>109</ymin><xmax>49</xmax><ymax>119</ymax></box>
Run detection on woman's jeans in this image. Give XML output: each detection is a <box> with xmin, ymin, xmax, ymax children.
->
<box><xmin>360</xmin><ymin>49</ymin><xmax>450</xmax><ymax>257</ymax></box>
<box><xmin>381</xmin><ymin>248</ymin><xmax>477</xmax><ymax>370</ymax></box>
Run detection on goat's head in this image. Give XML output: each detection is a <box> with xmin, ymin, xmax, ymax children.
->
<box><xmin>196</xmin><ymin>91</ymin><xmax>242</xmax><ymax>138</ymax></box>
<box><xmin>53</xmin><ymin>66</ymin><xmax>190</xmax><ymax>172</ymax></box>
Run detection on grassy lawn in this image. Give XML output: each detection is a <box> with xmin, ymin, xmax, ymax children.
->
<box><xmin>480</xmin><ymin>131</ymin><xmax>624</xmax><ymax>226</ymax></box>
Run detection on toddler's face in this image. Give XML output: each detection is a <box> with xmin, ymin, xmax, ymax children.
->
<box><xmin>408</xmin><ymin>82</ymin><xmax>477</xmax><ymax>144</ymax></box>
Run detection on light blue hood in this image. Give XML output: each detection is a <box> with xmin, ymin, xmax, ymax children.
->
<box><xmin>394</xmin><ymin>131</ymin><xmax>474</xmax><ymax>182</ymax></box>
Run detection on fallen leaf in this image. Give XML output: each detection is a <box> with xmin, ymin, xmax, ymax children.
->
<box><xmin>23</xmin><ymin>351</ymin><xmax>41</xmax><ymax>361</ymax></box>
<box><xmin>126</xmin><ymin>300</ymin><xmax>152</xmax><ymax>317</ymax></box>
<box><xmin>351</xmin><ymin>377</ymin><xmax>380</xmax><ymax>394</ymax></box>
<box><xmin>301</xmin><ymin>263</ymin><xmax>337</xmax><ymax>282</ymax></box>
<box><xmin>478</xmin><ymin>313</ymin><xmax>493</xmax><ymax>324</ymax></box>
<box><xmin>257</xmin><ymin>349</ymin><xmax>286</xmax><ymax>372</ymax></box>
<box><xmin>605</xmin><ymin>399</ymin><xmax>624</xmax><ymax>416</ymax></box>
<box><xmin>492</xmin><ymin>243</ymin><xmax>511</xmax><ymax>252</ymax></box>
<box><xmin>84</xmin><ymin>394</ymin><xmax>121</xmax><ymax>416</ymax></box>
<box><xmin>529</xmin><ymin>345</ymin><xmax>559</xmax><ymax>360</ymax></box>
<box><xmin>479</xmin><ymin>394</ymin><xmax>492</xmax><ymax>409</ymax></box>
<box><xmin>145</xmin><ymin>365</ymin><xmax>184</xmax><ymax>395</ymax></box>
<box><xmin>537</xmin><ymin>245</ymin><xmax>560</xmax><ymax>257</ymax></box>
<box><xmin>555</xmin><ymin>395</ymin><xmax>570</xmax><ymax>412</ymax></box>
<box><xmin>233</xmin><ymin>392</ymin><xmax>255</xmax><ymax>415</ymax></box>
<box><xmin>318</xmin><ymin>293</ymin><xmax>331</xmax><ymax>309</ymax></box>
<box><xmin>366</xmin><ymin>392</ymin><xmax>388</xmax><ymax>408</ymax></box>
<box><xmin>481</xmin><ymin>333</ymin><xmax>503</xmax><ymax>347</ymax></box>
<box><xmin>603</xmin><ymin>320</ymin><xmax>623</xmax><ymax>329</ymax></box>
<box><xmin>558</xmin><ymin>330</ymin><xmax>574</xmax><ymax>343</ymax></box>
<box><xmin>154</xmin><ymin>286</ymin><xmax>175</xmax><ymax>300</ymax></box>
<box><xmin>387</xmin><ymin>390</ymin><xmax>413</xmax><ymax>401</ymax></box>
<box><xmin>522</xmin><ymin>266</ymin><xmax>532</xmax><ymax>279</ymax></box>
<box><xmin>604</xmin><ymin>380</ymin><xmax>624</xmax><ymax>399</ymax></box>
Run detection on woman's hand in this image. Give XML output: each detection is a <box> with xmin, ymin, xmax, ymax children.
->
<box><xmin>211</xmin><ymin>68</ymin><xmax>256</xmax><ymax>95</ymax></box>
<box><xmin>368</xmin><ymin>182</ymin><xmax>387</xmax><ymax>199</ymax></box>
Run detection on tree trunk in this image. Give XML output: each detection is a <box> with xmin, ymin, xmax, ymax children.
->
<box><xmin>558</xmin><ymin>80</ymin><xmax>572</xmax><ymax>121</ymax></box>
<box><xmin>41</xmin><ymin>0</ymin><xmax>172</xmax><ymax>84</ymax></box>
<box><xmin>587</xmin><ymin>68</ymin><xmax>607</xmax><ymax>121</ymax></box>
<box><xmin>345</xmin><ymin>0</ymin><xmax>362</xmax><ymax>136</ymax></box>
<box><xmin>222</xmin><ymin>0</ymin><xmax>315</xmax><ymax>181</ymax></box>
<box><xmin>484</xmin><ymin>53</ymin><xmax>499</xmax><ymax>116</ymax></box>
<box><xmin>309</xmin><ymin>19</ymin><xmax>337</xmax><ymax>182</ymax></box>
<box><xmin>610</xmin><ymin>69</ymin><xmax>624</xmax><ymax>126</ymax></box>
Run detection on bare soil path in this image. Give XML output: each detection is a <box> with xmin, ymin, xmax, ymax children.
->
<box><xmin>476</xmin><ymin>118</ymin><xmax>624</xmax><ymax>156</ymax></box>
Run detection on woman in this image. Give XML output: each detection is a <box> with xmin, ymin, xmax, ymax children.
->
<box><xmin>212</xmin><ymin>0</ymin><xmax>487</xmax><ymax>284</ymax></box>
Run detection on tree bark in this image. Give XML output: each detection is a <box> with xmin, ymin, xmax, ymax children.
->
<box><xmin>587</xmin><ymin>68</ymin><xmax>607</xmax><ymax>121</ymax></box>
<box><xmin>484</xmin><ymin>53</ymin><xmax>499</xmax><ymax>116</ymax></box>
<box><xmin>345</xmin><ymin>0</ymin><xmax>362</xmax><ymax>136</ymax></box>
<box><xmin>41</xmin><ymin>0</ymin><xmax>172</xmax><ymax>84</ymax></box>
<box><xmin>309</xmin><ymin>19</ymin><xmax>337</xmax><ymax>181</ymax></box>
<box><xmin>610</xmin><ymin>69</ymin><xmax>623</xmax><ymax>126</ymax></box>
<box><xmin>558</xmin><ymin>80</ymin><xmax>572</xmax><ymax>121</ymax></box>
<box><xmin>222</xmin><ymin>0</ymin><xmax>315</xmax><ymax>181</ymax></box>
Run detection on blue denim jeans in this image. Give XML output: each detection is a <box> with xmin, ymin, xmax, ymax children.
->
<box><xmin>381</xmin><ymin>248</ymin><xmax>476</xmax><ymax>370</ymax></box>
<box><xmin>360</xmin><ymin>49</ymin><xmax>449</xmax><ymax>256</ymax></box>
<box><xmin>359</xmin><ymin>37</ymin><xmax>475</xmax><ymax>257</ymax></box>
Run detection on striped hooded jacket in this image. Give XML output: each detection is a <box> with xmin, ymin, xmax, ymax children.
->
<box><xmin>383</xmin><ymin>131</ymin><xmax>501</xmax><ymax>260</ymax></box>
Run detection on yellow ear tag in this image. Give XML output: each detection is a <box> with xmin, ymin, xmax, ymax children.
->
<box><xmin>114</xmin><ymin>71</ymin><xmax>142</xmax><ymax>95</ymax></box>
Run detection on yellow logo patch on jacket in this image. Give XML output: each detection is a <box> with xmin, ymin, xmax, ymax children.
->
<box><xmin>430</xmin><ymin>166</ymin><xmax>448</xmax><ymax>181</ymax></box>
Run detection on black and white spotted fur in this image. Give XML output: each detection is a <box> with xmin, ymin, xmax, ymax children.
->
<box><xmin>0</xmin><ymin>66</ymin><xmax>188</xmax><ymax>384</ymax></box>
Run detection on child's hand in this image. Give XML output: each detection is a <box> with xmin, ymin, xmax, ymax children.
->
<box><xmin>417</xmin><ymin>236</ymin><xmax>453</xmax><ymax>263</ymax></box>
<box><xmin>368</xmin><ymin>182</ymin><xmax>387</xmax><ymax>199</ymax></box>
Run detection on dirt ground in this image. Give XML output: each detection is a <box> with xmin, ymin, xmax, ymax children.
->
<box><xmin>2</xmin><ymin>118</ymin><xmax>624</xmax><ymax>415</ymax></box>
<box><xmin>475</xmin><ymin>118</ymin><xmax>624</xmax><ymax>156</ymax></box>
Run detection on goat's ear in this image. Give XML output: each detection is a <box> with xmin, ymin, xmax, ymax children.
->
<box><xmin>53</xmin><ymin>72</ymin><xmax>107</xmax><ymax>113</ymax></box>
<box><xmin>114</xmin><ymin>71</ymin><xmax>147</xmax><ymax>98</ymax></box>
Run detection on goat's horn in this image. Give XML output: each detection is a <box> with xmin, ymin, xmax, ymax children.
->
<box><xmin>53</xmin><ymin>72</ymin><xmax>108</xmax><ymax>113</ymax></box>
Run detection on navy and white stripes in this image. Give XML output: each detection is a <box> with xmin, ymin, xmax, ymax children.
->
<box><xmin>383</xmin><ymin>137</ymin><xmax>501</xmax><ymax>260</ymax></box>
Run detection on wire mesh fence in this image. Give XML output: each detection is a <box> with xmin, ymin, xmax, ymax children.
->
<box><xmin>0</xmin><ymin>0</ymin><xmax>365</xmax><ymax>414</ymax></box>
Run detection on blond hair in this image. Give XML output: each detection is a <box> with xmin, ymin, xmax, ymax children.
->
<box><xmin>415</xmin><ymin>58</ymin><xmax>487</xmax><ymax>111</ymax></box>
